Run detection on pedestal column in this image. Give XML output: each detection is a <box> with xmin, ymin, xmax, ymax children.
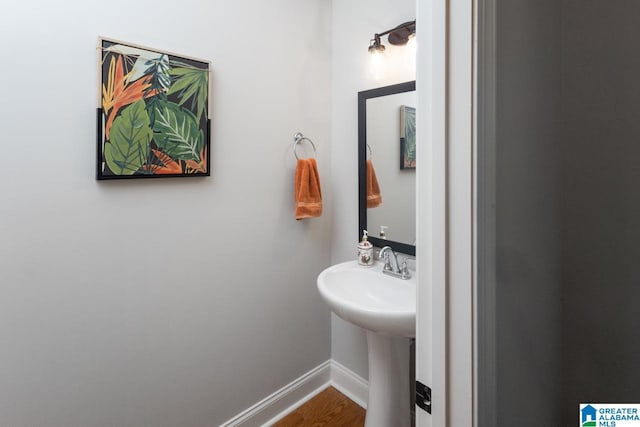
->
<box><xmin>364</xmin><ymin>331</ymin><xmax>411</xmax><ymax>427</ymax></box>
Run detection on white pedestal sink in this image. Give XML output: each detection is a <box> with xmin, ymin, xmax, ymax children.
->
<box><xmin>317</xmin><ymin>260</ymin><xmax>416</xmax><ymax>427</ymax></box>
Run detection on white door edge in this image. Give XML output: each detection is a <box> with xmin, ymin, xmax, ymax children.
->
<box><xmin>416</xmin><ymin>0</ymin><xmax>476</xmax><ymax>426</ymax></box>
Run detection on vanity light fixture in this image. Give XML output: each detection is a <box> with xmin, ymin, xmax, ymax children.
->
<box><xmin>367</xmin><ymin>20</ymin><xmax>416</xmax><ymax>79</ymax></box>
<box><xmin>368</xmin><ymin>34</ymin><xmax>386</xmax><ymax>55</ymax></box>
<box><xmin>367</xmin><ymin>20</ymin><xmax>416</xmax><ymax>54</ymax></box>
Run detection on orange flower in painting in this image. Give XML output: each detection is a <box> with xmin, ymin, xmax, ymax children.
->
<box><xmin>102</xmin><ymin>55</ymin><xmax>153</xmax><ymax>139</ymax></box>
<box><xmin>141</xmin><ymin>149</ymin><xmax>183</xmax><ymax>175</ymax></box>
<box><xmin>185</xmin><ymin>145</ymin><xmax>208</xmax><ymax>174</ymax></box>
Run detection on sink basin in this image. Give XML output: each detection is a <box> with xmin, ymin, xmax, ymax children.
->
<box><xmin>317</xmin><ymin>260</ymin><xmax>416</xmax><ymax>427</ymax></box>
<box><xmin>317</xmin><ymin>260</ymin><xmax>416</xmax><ymax>337</ymax></box>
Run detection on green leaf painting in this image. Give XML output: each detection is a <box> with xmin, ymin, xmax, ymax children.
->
<box><xmin>152</xmin><ymin>102</ymin><xmax>203</xmax><ymax>162</ymax></box>
<box><xmin>104</xmin><ymin>100</ymin><xmax>152</xmax><ymax>175</ymax></box>
<box><xmin>98</xmin><ymin>39</ymin><xmax>210</xmax><ymax>179</ymax></box>
<box><xmin>168</xmin><ymin>63</ymin><xmax>209</xmax><ymax>122</ymax></box>
<box><xmin>400</xmin><ymin>105</ymin><xmax>416</xmax><ymax>169</ymax></box>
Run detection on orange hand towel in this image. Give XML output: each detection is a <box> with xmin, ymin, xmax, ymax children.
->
<box><xmin>367</xmin><ymin>159</ymin><xmax>382</xmax><ymax>208</ymax></box>
<box><xmin>295</xmin><ymin>158</ymin><xmax>323</xmax><ymax>220</ymax></box>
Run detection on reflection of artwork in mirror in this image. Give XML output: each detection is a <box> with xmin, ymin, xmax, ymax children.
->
<box><xmin>400</xmin><ymin>105</ymin><xmax>416</xmax><ymax>169</ymax></box>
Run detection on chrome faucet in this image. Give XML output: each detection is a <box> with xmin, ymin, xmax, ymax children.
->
<box><xmin>379</xmin><ymin>246</ymin><xmax>399</xmax><ymax>273</ymax></box>
<box><xmin>378</xmin><ymin>246</ymin><xmax>412</xmax><ymax>280</ymax></box>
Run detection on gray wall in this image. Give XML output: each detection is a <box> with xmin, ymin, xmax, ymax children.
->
<box><xmin>493</xmin><ymin>1</ymin><xmax>640</xmax><ymax>426</ymax></box>
<box><xmin>0</xmin><ymin>1</ymin><xmax>332</xmax><ymax>426</ymax></box>
<box><xmin>494</xmin><ymin>0</ymin><xmax>562</xmax><ymax>425</ymax></box>
<box><xmin>560</xmin><ymin>2</ymin><xmax>640</xmax><ymax>424</ymax></box>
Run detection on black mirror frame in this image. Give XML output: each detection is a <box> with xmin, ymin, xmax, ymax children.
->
<box><xmin>358</xmin><ymin>80</ymin><xmax>416</xmax><ymax>256</ymax></box>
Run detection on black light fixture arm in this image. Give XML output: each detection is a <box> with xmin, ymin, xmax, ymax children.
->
<box><xmin>374</xmin><ymin>28</ymin><xmax>394</xmax><ymax>39</ymax></box>
<box><xmin>373</xmin><ymin>20</ymin><xmax>416</xmax><ymax>46</ymax></box>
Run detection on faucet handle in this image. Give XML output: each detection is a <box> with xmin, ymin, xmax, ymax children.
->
<box><xmin>383</xmin><ymin>252</ymin><xmax>393</xmax><ymax>271</ymax></box>
<box><xmin>400</xmin><ymin>257</ymin><xmax>411</xmax><ymax>279</ymax></box>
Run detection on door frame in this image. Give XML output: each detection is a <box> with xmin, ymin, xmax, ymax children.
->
<box><xmin>415</xmin><ymin>0</ymin><xmax>476</xmax><ymax>426</ymax></box>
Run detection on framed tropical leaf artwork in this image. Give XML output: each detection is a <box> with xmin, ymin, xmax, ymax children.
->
<box><xmin>97</xmin><ymin>38</ymin><xmax>211</xmax><ymax>180</ymax></box>
<box><xmin>400</xmin><ymin>105</ymin><xmax>416</xmax><ymax>169</ymax></box>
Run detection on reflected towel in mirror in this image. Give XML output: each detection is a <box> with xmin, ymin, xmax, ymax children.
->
<box><xmin>295</xmin><ymin>158</ymin><xmax>323</xmax><ymax>219</ymax></box>
<box><xmin>367</xmin><ymin>159</ymin><xmax>382</xmax><ymax>208</ymax></box>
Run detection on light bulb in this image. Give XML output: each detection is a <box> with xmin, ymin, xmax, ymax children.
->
<box><xmin>370</xmin><ymin>49</ymin><xmax>385</xmax><ymax>80</ymax></box>
<box><xmin>407</xmin><ymin>35</ymin><xmax>417</xmax><ymax>54</ymax></box>
<box><xmin>406</xmin><ymin>35</ymin><xmax>417</xmax><ymax>79</ymax></box>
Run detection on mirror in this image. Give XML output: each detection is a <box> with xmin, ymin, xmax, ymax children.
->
<box><xmin>358</xmin><ymin>81</ymin><xmax>416</xmax><ymax>256</ymax></box>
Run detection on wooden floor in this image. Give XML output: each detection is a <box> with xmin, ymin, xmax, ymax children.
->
<box><xmin>273</xmin><ymin>386</ymin><xmax>365</xmax><ymax>427</ymax></box>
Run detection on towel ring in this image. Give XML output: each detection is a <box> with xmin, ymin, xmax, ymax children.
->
<box><xmin>366</xmin><ymin>143</ymin><xmax>372</xmax><ymax>159</ymax></box>
<box><xmin>293</xmin><ymin>132</ymin><xmax>317</xmax><ymax>160</ymax></box>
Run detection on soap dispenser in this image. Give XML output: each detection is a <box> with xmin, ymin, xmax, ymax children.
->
<box><xmin>358</xmin><ymin>230</ymin><xmax>374</xmax><ymax>266</ymax></box>
<box><xmin>380</xmin><ymin>225</ymin><xmax>388</xmax><ymax>239</ymax></box>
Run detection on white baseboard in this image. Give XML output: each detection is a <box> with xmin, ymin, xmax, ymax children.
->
<box><xmin>329</xmin><ymin>360</ymin><xmax>368</xmax><ymax>409</ymax></box>
<box><xmin>219</xmin><ymin>359</ymin><xmax>368</xmax><ymax>427</ymax></box>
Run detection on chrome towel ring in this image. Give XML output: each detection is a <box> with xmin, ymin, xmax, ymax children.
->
<box><xmin>293</xmin><ymin>132</ymin><xmax>317</xmax><ymax>160</ymax></box>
